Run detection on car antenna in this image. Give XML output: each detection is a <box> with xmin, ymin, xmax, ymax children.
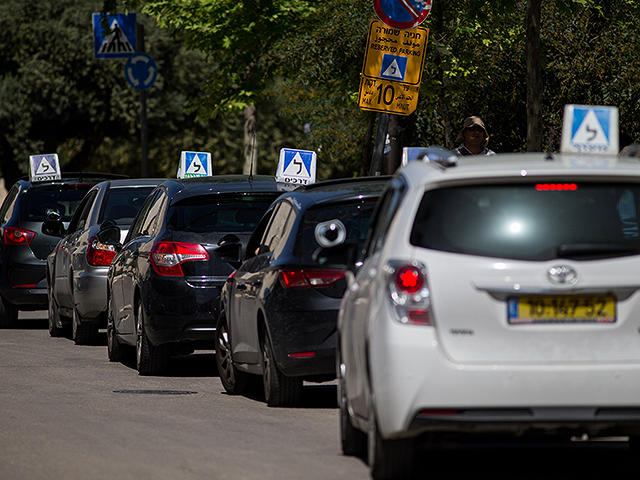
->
<box><xmin>249</xmin><ymin>133</ymin><xmax>256</xmax><ymax>184</ymax></box>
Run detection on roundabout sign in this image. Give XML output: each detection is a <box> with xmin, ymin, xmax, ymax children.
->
<box><xmin>373</xmin><ymin>0</ymin><xmax>432</xmax><ymax>30</ymax></box>
<box><xmin>125</xmin><ymin>53</ymin><xmax>157</xmax><ymax>90</ymax></box>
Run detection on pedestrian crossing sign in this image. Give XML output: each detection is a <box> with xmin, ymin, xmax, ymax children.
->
<box><xmin>29</xmin><ymin>154</ymin><xmax>61</xmax><ymax>182</ymax></box>
<box><xmin>177</xmin><ymin>151</ymin><xmax>213</xmax><ymax>178</ymax></box>
<box><xmin>276</xmin><ymin>149</ymin><xmax>316</xmax><ymax>186</ymax></box>
<box><xmin>93</xmin><ymin>13</ymin><xmax>136</xmax><ymax>59</ymax></box>
<box><xmin>561</xmin><ymin>104</ymin><xmax>618</xmax><ymax>155</ymax></box>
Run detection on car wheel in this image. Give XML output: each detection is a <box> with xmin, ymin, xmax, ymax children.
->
<box><xmin>216</xmin><ymin>312</ymin><xmax>253</xmax><ymax>395</ymax></box>
<box><xmin>0</xmin><ymin>294</ymin><xmax>19</xmax><ymax>328</ymax></box>
<box><xmin>261</xmin><ymin>332</ymin><xmax>302</xmax><ymax>407</ymax></box>
<box><xmin>72</xmin><ymin>304</ymin><xmax>98</xmax><ymax>345</ymax></box>
<box><xmin>106</xmin><ymin>301</ymin><xmax>124</xmax><ymax>362</ymax></box>
<box><xmin>367</xmin><ymin>406</ymin><xmax>415</xmax><ymax>480</ymax></box>
<box><xmin>339</xmin><ymin>369</ymin><xmax>367</xmax><ymax>457</ymax></box>
<box><xmin>47</xmin><ymin>285</ymin><xmax>65</xmax><ymax>337</ymax></box>
<box><xmin>136</xmin><ymin>302</ymin><xmax>169</xmax><ymax>376</ymax></box>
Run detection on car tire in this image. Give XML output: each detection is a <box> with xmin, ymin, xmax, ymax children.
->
<box><xmin>106</xmin><ymin>302</ymin><xmax>124</xmax><ymax>362</ymax></box>
<box><xmin>0</xmin><ymin>294</ymin><xmax>19</xmax><ymax>328</ymax></box>
<box><xmin>261</xmin><ymin>332</ymin><xmax>302</xmax><ymax>407</ymax></box>
<box><xmin>368</xmin><ymin>407</ymin><xmax>415</xmax><ymax>480</ymax></box>
<box><xmin>136</xmin><ymin>302</ymin><xmax>169</xmax><ymax>376</ymax></box>
<box><xmin>339</xmin><ymin>371</ymin><xmax>367</xmax><ymax>458</ymax></box>
<box><xmin>72</xmin><ymin>304</ymin><xmax>98</xmax><ymax>345</ymax></box>
<box><xmin>47</xmin><ymin>285</ymin><xmax>66</xmax><ymax>337</ymax></box>
<box><xmin>216</xmin><ymin>312</ymin><xmax>254</xmax><ymax>395</ymax></box>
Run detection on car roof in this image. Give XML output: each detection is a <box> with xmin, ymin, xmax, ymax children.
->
<box><xmin>400</xmin><ymin>152</ymin><xmax>640</xmax><ymax>188</ymax></box>
<box><xmin>160</xmin><ymin>175</ymin><xmax>284</xmax><ymax>203</ymax></box>
<box><xmin>93</xmin><ymin>178</ymin><xmax>166</xmax><ymax>190</ymax></box>
<box><xmin>15</xmin><ymin>172</ymin><xmax>128</xmax><ymax>190</ymax></box>
<box><xmin>278</xmin><ymin>176</ymin><xmax>392</xmax><ymax>210</ymax></box>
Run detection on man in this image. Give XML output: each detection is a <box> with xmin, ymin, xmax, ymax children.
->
<box><xmin>452</xmin><ymin>116</ymin><xmax>496</xmax><ymax>156</ymax></box>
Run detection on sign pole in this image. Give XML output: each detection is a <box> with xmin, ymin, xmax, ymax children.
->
<box><xmin>136</xmin><ymin>23</ymin><xmax>149</xmax><ymax>177</ymax></box>
<box><xmin>370</xmin><ymin>113</ymin><xmax>390</xmax><ymax>176</ymax></box>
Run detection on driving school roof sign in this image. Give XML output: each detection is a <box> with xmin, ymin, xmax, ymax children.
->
<box><xmin>93</xmin><ymin>13</ymin><xmax>136</xmax><ymax>59</ymax></box>
<box><xmin>276</xmin><ymin>149</ymin><xmax>316</xmax><ymax>185</ymax></box>
<box><xmin>177</xmin><ymin>151</ymin><xmax>213</xmax><ymax>178</ymax></box>
<box><xmin>561</xmin><ymin>104</ymin><xmax>619</xmax><ymax>155</ymax></box>
<box><xmin>29</xmin><ymin>154</ymin><xmax>61</xmax><ymax>182</ymax></box>
<box><xmin>374</xmin><ymin>0</ymin><xmax>432</xmax><ymax>30</ymax></box>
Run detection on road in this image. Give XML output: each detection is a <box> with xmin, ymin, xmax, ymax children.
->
<box><xmin>1</xmin><ymin>312</ymin><xmax>639</xmax><ymax>480</ymax></box>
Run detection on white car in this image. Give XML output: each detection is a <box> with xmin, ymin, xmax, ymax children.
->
<box><xmin>337</xmin><ymin>151</ymin><xmax>640</xmax><ymax>479</ymax></box>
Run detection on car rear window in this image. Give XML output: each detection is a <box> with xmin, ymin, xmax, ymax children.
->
<box><xmin>167</xmin><ymin>194</ymin><xmax>279</xmax><ymax>233</ymax></box>
<box><xmin>295</xmin><ymin>199</ymin><xmax>378</xmax><ymax>264</ymax></box>
<box><xmin>20</xmin><ymin>184</ymin><xmax>94</xmax><ymax>222</ymax></box>
<box><xmin>410</xmin><ymin>182</ymin><xmax>640</xmax><ymax>261</ymax></box>
<box><xmin>100</xmin><ymin>187</ymin><xmax>155</xmax><ymax>226</ymax></box>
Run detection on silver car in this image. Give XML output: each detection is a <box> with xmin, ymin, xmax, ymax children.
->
<box><xmin>46</xmin><ymin>179</ymin><xmax>161</xmax><ymax>344</ymax></box>
<box><xmin>338</xmin><ymin>152</ymin><xmax>640</xmax><ymax>479</ymax></box>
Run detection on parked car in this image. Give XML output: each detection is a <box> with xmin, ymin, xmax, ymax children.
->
<box><xmin>103</xmin><ymin>176</ymin><xmax>284</xmax><ymax>375</ymax></box>
<box><xmin>0</xmin><ymin>173</ymin><xmax>126</xmax><ymax>327</ymax></box>
<box><xmin>46</xmin><ymin>179</ymin><xmax>162</xmax><ymax>343</ymax></box>
<box><xmin>216</xmin><ymin>177</ymin><xmax>389</xmax><ymax>407</ymax></box>
<box><xmin>337</xmin><ymin>152</ymin><xmax>640</xmax><ymax>479</ymax></box>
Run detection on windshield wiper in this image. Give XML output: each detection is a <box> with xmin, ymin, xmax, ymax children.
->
<box><xmin>558</xmin><ymin>243</ymin><xmax>640</xmax><ymax>258</ymax></box>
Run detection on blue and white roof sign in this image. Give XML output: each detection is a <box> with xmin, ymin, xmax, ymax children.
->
<box><xmin>380</xmin><ymin>54</ymin><xmax>408</xmax><ymax>82</ymax></box>
<box><xmin>178</xmin><ymin>151</ymin><xmax>213</xmax><ymax>178</ymax></box>
<box><xmin>29</xmin><ymin>154</ymin><xmax>61</xmax><ymax>182</ymax></box>
<box><xmin>276</xmin><ymin>149</ymin><xmax>317</xmax><ymax>185</ymax></box>
<box><xmin>561</xmin><ymin>104</ymin><xmax>619</xmax><ymax>155</ymax></box>
<box><xmin>93</xmin><ymin>13</ymin><xmax>136</xmax><ymax>59</ymax></box>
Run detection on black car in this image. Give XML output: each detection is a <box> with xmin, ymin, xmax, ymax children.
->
<box><xmin>104</xmin><ymin>176</ymin><xmax>284</xmax><ymax>375</ymax></box>
<box><xmin>46</xmin><ymin>179</ymin><xmax>161</xmax><ymax>343</ymax></box>
<box><xmin>0</xmin><ymin>173</ymin><xmax>126</xmax><ymax>327</ymax></box>
<box><xmin>215</xmin><ymin>177</ymin><xmax>389</xmax><ymax>407</ymax></box>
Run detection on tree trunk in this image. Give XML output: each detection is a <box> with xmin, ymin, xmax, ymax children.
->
<box><xmin>526</xmin><ymin>0</ymin><xmax>543</xmax><ymax>151</ymax></box>
<box><xmin>243</xmin><ymin>105</ymin><xmax>257</xmax><ymax>175</ymax></box>
<box><xmin>433</xmin><ymin>0</ymin><xmax>454</xmax><ymax>149</ymax></box>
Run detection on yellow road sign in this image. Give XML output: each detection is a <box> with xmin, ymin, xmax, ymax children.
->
<box><xmin>362</xmin><ymin>19</ymin><xmax>429</xmax><ymax>86</ymax></box>
<box><xmin>358</xmin><ymin>77</ymin><xmax>419</xmax><ymax>116</ymax></box>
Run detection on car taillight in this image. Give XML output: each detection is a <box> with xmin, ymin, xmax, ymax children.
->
<box><xmin>150</xmin><ymin>241</ymin><xmax>209</xmax><ymax>277</ymax></box>
<box><xmin>387</xmin><ymin>261</ymin><xmax>433</xmax><ymax>326</ymax></box>
<box><xmin>86</xmin><ymin>237</ymin><xmax>118</xmax><ymax>266</ymax></box>
<box><xmin>4</xmin><ymin>227</ymin><xmax>35</xmax><ymax>245</ymax></box>
<box><xmin>278</xmin><ymin>269</ymin><xmax>345</xmax><ymax>289</ymax></box>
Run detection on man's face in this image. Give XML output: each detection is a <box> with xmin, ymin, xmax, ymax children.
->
<box><xmin>464</xmin><ymin>125</ymin><xmax>485</xmax><ymax>147</ymax></box>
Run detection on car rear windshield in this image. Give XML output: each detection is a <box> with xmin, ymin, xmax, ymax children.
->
<box><xmin>100</xmin><ymin>187</ymin><xmax>155</xmax><ymax>226</ymax></box>
<box><xmin>410</xmin><ymin>182</ymin><xmax>640</xmax><ymax>261</ymax></box>
<box><xmin>167</xmin><ymin>194</ymin><xmax>278</xmax><ymax>233</ymax></box>
<box><xmin>21</xmin><ymin>184</ymin><xmax>94</xmax><ymax>222</ymax></box>
<box><xmin>295</xmin><ymin>199</ymin><xmax>378</xmax><ymax>264</ymax></box>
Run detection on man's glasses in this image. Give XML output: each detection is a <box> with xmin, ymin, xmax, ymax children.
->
<box><xmin>466</xmin><ymin>125</ymin><xmax>484</xmax><ymax>132</ymax></box>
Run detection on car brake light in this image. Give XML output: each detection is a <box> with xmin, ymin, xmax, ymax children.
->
<box><xmin>86</xmin><ymin>237</ymin><xmax>118</xmax><ymax>266</ymax></box>
<box><xmin>387</xmin><ymin>261</ymin><xmax>433</xmax><ymax>326</ymax></box>
<box><xmin>4</xmin><ymin>227</ymin><xmax>35</xmax><ymax>245</ymax></box>
<box><xmin>278</xmin><ymin>269</ymin><xmax>345</xmax><ymax>289</ymax></box>
<box><xmin>535</xmin><ymin>183</ymin><xmax>577</xmax><ymax>191</ymax></box>
<box><xmin>150</xmin><ymin>241</ymin><xmax>209</xmax><ymax>277</ymax></box>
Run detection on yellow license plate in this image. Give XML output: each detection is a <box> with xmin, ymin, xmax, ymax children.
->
<box><xmin>508</xmin><ymin>296</ymin><xmax>616</xmax><ymax>324</ymax></box>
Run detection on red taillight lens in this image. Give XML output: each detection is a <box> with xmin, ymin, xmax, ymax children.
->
<box><xmin>388</xmin><ymin>261</ymin><xmax>433</xmax><ymax>326</ymax></box>
<box><xmin>86</xmin><ymin>237</ymin><xmax>118</xmax><ymax>266</ymax></box>
<box><xmin>535</xmin><ymin>183</ymin><xmax>578</xmax><ymax>191</ymax></box>
<box><xmin>4</xmin><ymin>227</ymin><xmax>35</xmax><ymax>245</ymax></box>
<box><xmin>278</xmin><ymin>269</ymin><xmax>345</xmax><ymax>289</ymax></box>
<box><xmin>150</xmin><ymin>241</ymin><xmax>209</xmax><ymax>277</ymax></box>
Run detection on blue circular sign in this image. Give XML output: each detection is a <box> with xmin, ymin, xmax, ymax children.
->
<box><xmin>124</xmin><ymin>53</ymin><xmax>157</xmax><ymax>91</ymax></box>
<box><xmin>373</xmin><ymin>0</ymin><xmax>432</xmax><ymax>30</ymax></box>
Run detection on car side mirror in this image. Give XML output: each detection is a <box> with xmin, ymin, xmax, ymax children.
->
<box><xmin>97</xmin><ymin>219</ymin><xmax>121</xmax><ymax>247</ymax></box>
<box><xmin>215</xmin><ymin>234</ymin><xmax>242</xmax><ymax>269</ymax></box>
<box><xmin>41</xmin><ymin>208</ymin><xmax>65</xmax><ymax>237</ymax></box>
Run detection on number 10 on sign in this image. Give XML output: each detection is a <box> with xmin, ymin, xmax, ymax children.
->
<box><xmin>358</xmin><ymin>77</ymin><xmax>419</xmax><ymax>115</ymax></box>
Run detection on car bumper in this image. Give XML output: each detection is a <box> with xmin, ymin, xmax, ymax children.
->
<box><xmin>369</xmin><ymin>313</ymin><xmax>640</xmax><ymax>440</ymax></box>
<box><xmin>0</xmin><ymin>258</ymin><xmax>47</xmax><ymax>308</ymax></box>
<box><xmin>144</xmin><ymin>280</ymin><xmax>222</xmax><ymax>346</ymax></box>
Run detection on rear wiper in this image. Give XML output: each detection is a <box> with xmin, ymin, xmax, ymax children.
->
<box><xmin>558</xmin><ymin>243</ymin><xmax>640</xmax><ymax>257</ymax></box>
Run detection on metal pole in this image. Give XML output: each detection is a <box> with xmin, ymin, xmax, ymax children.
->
<box><xmin>136</xmin><ymin>23</ymin><xmax>149</xmax><ymax>177</ymax></box>
<box><xmin>369</xmin><ymin>113</ymin><xmax>390</xmax><ymax>176</ymax></box>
